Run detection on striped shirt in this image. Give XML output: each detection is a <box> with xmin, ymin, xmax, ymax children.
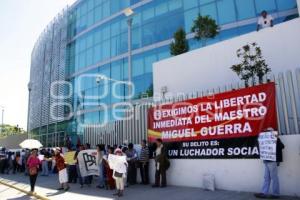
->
<box><xmin>140</xmin><ymin>146</ymin><xmax>149</xmax><ymax>162</ymax></box>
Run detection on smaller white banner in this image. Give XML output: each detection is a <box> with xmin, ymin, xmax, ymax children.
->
<box><xmin>108</xmin><ymin>154</ymin><xmax>127</xmax><ymax>173</ymax></box>
<box><xmin>258</xmin><ymin>131</ymin><xmax>278</xmax><ymax>161</ymax></box>
<box><xmin>78</xmin><ymin>150</ymin><xmax>99</xmax><ymax>177</ymax></box>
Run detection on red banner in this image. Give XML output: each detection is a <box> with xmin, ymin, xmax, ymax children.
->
<box><xmin>148</xmin><ymin>83</ymin><xmax>277</xmax><ymax>159</ymax></box>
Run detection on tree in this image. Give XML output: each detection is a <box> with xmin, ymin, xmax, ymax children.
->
<box><xmin>231</xmin><ymin>42</ymin><xmax>271</xmax><ymax>87</ymax></box>
<box><xmin>0</xmin><ymin>124</ymin><xmax>26</xmax><ymax>139</ymax></box>
<box><xmin>191</xmin><ymin>15</ymin><xmax>219</xmax><ymax>46</ymax></box>
<box><xmin>170</xmin><ymin>28</ymin><xmax>189</xmax><ymax>56</ymax></box>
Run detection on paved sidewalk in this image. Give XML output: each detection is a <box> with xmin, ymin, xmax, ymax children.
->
<box><xmin>0</xmin><ymin>174</ymin><xmax>299</xmax><ymax>200</ymax></box>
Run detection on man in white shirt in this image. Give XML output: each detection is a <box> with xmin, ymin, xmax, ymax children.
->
<box><xmin>257</xmin><ymin>10</ymin><xmax>274</xmax><ymax>31</ymax></box>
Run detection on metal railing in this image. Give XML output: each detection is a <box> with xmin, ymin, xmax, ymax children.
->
<box><xmin>83</xmin><ymin>68</ymin><xmax>300</xmax><ymax>146</ymax></box>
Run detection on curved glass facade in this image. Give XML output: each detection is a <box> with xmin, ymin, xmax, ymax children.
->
<box><xmin>29</xmin><ymin>0</ymin><xmax>298</xmax><ymax>146</ymax></box>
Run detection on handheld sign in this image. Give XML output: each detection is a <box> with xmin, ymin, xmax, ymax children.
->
<box><xmin>258</xmin><ymin>131</ymin><xmax>278</xmax><ymax>161</ymax></box>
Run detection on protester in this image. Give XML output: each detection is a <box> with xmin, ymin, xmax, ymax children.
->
<box><xmin>27</xmin><ymin>149</ymin><xmax>40</xmax><ymax>193</ymax></box>
<box><xmin>84</xmin><ymin>143</ymin><xmax>93</xmax><ymax>186</ymax></box>
<box><xmin>96</xmin><ymin>144</ymin><xmax>105</xmax><ymax>189</ymax></box>
<box><xmin>255</xmin><ymin>128</ymin><xmax>285</xmax><ymax>199</ymax></box>
<box><xmin>74</xmin><ymin>145</ymin><xmax>85</xmax><ymax>188</ymax></box>
<box><xmin>257</xmin><ymin>10</ymin><xmax>273</xmax><ymax>31</ymax></box>
<box><xmin>67</xmin><ymin>148</ymin><xmax>77</xmax><ymax>184</ymax></box>
<box><xmin>41</xmin><ymin>149</ymin><xmax>50</xmax><ymax>176</ymax></box>
<box><xmin>125</xmin><ymin>143</ymin><xmax>137</xmax><ymax>185</ymax></box>
<box><xmin>112</xmin><ymin>148</ymin><xmax>128</xmax><ymax>197</ymax></box>
<box><xmin>139</xmin><ymin>140</ymin><xmax>150</xmax><ymax>185</ymax></box>
<box><xmin>104</xmin><ymin>147</ymin><xmax>115</xmax><ymax>190</ymax></box>
<box><xmin>152</xmin><ymin>139</ymin><xmax>170</xmax><ymax>188</ymax></box>
<box><xmin>54</xmin><ymin>148</ymin><xmax>70</xmax><ymax>191</ymax></box>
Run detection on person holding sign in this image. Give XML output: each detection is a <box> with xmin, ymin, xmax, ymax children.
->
<box><xmin>255</xmin><ymin>128</ymin><xmax>285</xmax><ymax>199</ymax></box>
<box><xmin>108</xmin><ymin>148</ymin><xmax>128</xmax><ymax>197</ymax></box>
<box><xmin>54</xmin><ymin>148</ymin><xmax>70</xmax><ymax>191</ymax></box>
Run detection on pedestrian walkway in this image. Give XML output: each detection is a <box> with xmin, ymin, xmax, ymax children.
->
<box><xmin>0</xmin><ymin>174</ymin><xmax>299</xmax><ymax>200</ymax></box>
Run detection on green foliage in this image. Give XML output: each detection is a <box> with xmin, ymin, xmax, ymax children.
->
<box><xmin>170</xmin><ymin>28</ymin><xmax>189</xmax><ymax>56</ymax></box>
<box><xmin>0</xmin><ymin>124</ymin><xmax>26</xmax><ymax>139</ymax></box>
<box><xmin>231</xmin><ymin>42</ymin><xmax>271</xmax><ymax>87</ymax></box>
<box><xmin>191</xmin><ymin>15</ymin><xmax>219</xmax><ymax>46</ymax></box>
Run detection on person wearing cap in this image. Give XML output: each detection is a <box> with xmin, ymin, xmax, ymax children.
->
<box><xmin>152</xmin><ymin>138</ymin><xmax>170</xmax><ymax>188</ymax></box>
<box><xmin>54</xmin><ymin>148</ymin><xmax>70</xmax><ymax>191</ymax></box>
<box><xmin>257</xmin><ymin>10</ymin><xmax>273</xmax><ymax>31</ymax></box>
<box><xmin>27</xmin><ymin>149</ymin><xmax>40</xmax><ymax>193</ymax></box>
<box><xmin>112</xmin><ymin>148</ymin><xmax>128</xmax><ymax>197</ymax></box>
<box><xmin>255</xmin><ymin>128</ymin><xmax>285</xmax><ymax>199</ymax></box>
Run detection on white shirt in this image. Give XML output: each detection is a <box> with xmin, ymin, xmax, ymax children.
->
<box><xmin>258</xmin><ymin>15</ymin><xmax>273</xmax><ymax>29</ymax></box>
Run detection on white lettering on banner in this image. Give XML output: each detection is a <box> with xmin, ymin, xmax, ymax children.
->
<box><xmin>153</xmin><ymin>117</ymin><xmax>193</xmax><ymax>129</ymax></box>
<box><xmin>78</xmin><ymin>150</ymin><xmax>99</xmax><ymax>177</ymax></box>
<box><xmin>179</xmin><ymin>148</ymin><xmax>225</xmax><ymax>157</ymax></box>
<box><xmin>214</xmin><ymin>106</ymin><xmax>267</xmax><ymax>121</ymax></box>
<box><xmin>162</xmin><ymin>128</ymin><xmax>196</xmax><ymax>139</ymax></box>
<box><xmin>200</xmin><ymin>122</ymin><xmax>252</xmax><ymax>136</ymax></box>
<box><xmin>258</xmin><ymin>131</ymin><xmax>278</xmax><ymax>161</ymax></box>
<box><xmin>227</xmin><ymin>147</ymin><xmax>259</xmax><ymax>156</ymax></box>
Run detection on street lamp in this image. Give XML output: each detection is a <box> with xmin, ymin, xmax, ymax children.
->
<box><xmin>123</xmin><ymin>8</ymin><xmax>134</xmax><ymax>101</ymax></box>
<box><xmin>0</xmin><ymin>106</ymin><xmax>4</xmax><ymax>135</ymax></box>
<box><xmin>27</xmin><ymin>82</ymin><xmax>32</xmax><ymax>138</ymax></box>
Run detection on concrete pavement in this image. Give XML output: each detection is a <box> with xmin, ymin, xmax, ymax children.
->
<box><xmin>0</xmin><ymin>173</ymin><xmax>299</xmax><ymax>200</ymax></box>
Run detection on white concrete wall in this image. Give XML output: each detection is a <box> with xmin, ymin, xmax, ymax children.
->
<box><xmin>153</xmin><ymin>18</ymin><xmax>300</xmax><ymax>97</ymax></box>
<box><xmin>151</xmin><ymin>18</ymin><xmax>300</xmax><ymax>196</ymax></box>
<box><xmin>149</xmin><ymin>135</ymin><xmax>300</xmax><ymax>196</ymax></box>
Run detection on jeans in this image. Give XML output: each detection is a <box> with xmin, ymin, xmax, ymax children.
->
<box><xmin>76</xmin><ymin>164</ymin><xmax>84</xmax><ymax>186</ymax></box>
<box><xmin>98</xmin><ymin>162</ymin><xmax>105</xmax><ymax>187</ymax></box>
<box><xmin>41</xmin><ymin>161</ymin><xmax>49</xmax><ymax>176</ymax></box>
<box><xmin>262</xmin><ymin>161</ymin><xmax>280</xmax><ymax>196</ymax></box>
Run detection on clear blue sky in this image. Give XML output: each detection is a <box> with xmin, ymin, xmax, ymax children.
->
<box><xmin>0</xmin><ymin>0</ymin><xmax>76</xmax><ymax>130</ymax></box>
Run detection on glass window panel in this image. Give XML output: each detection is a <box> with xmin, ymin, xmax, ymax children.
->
<box><xmin>132</xmin><ymin>27</ymin><xmax>141</xmax><ymax>49</ymax></box>
<box><xmin>102</xmin><ymin>40</ymin><xmax>110</xmax><ymax>60</ymax></box>
<box><xmin>86</xmin><ymin>34</ymin><xmax>93</xmax><ymax>48</ymax></box>
<box><xmin>217</xmin><ymin>0</ymin><xmax>236</xmax><ymax>24</ymax></box>
<box><xmin>142</xmin><ymin>22</ymin><xmax>155</xmax><ymax>46</ymax></box>
<box><xmin>110</xmin><ymin>0</ymin><xmax>120</xmax><ymax>13</ymax></box>
<box><xmin>157</xmin><ymin>47</ymin><xmax>170</xmax><ymax>60</ymax></box>
<box><xmin>93</xmin><ymin>43</ymin><xmax>102</xmax><ymax>63</ymax></box>
<box><xmin>102</xmin><ymin>1</ymin><xmax>110</xmax><ymax>18</ymax></box>
<box><xmin>235</xmin><ymin>0</ymin><xmax>256</xmax><ymax>20</ymax></box>
<box><xmin>87</xmin><ymin>0</ymin><xmax>94</xmax><ymax>11</ymax></box>
<box><xmin>183</xmin><ymin>0</ymin><xmax>198</xmax><ymax>10</ymax></box>
<box><xmin>144</xmin><ymin>53</ymin><xmax>157</xmax><ymax>73</ymax></box>
<box><xmin>143</xmin><ymin>7</ymin><xmax>155</xmax><ymax>21</ymax></box>
<box><xmin>80</xmin><ymin>2</ymin><xmax>87</xmax><ymax>16</ymax></box>
<box><xmin>169</xmin><ymin>0</ymin><xmax>183</xmax><ymax>11</ymax></box>
<box><xmin>86</xmin><ymin>48</ymin><xmax>93</xmax><ymax>66</ymax></box>
<box><xmin>103</xmin><ymin>25</ymin><xmax>110</xmax><ymax>40</ymax></box>
<box><xmin>111</xmin><ymin>61</ymin><xmax>122</xmax><ymax>80</ymax></box>
<box><xmin>94</xmin><ymin>6</ymin><xmax>102</xmax><ymax>22</ymax></box>
<box><xmin>132</xmin><ymin>12</ymin><xmax>142</xmax><ymax>26</ymax></box>
<box><xmin>110</xmin><ymin>36</ymin><xmax>119</xmax><ymax>57</ymax></box>
<box><xmin>79</xmin><ymin>38</ymin><xmax>86</xmax><ymax>52</ymax></box>
<box><xmin>276</xmin><ymin>0</ymin><xmax>297</xmax><ymax>11</ymax></box>
<box><xmin>200</xmin><ymin>3</ymin><xmax>218</xmax><ymax>21</ymax></box>
<box><xmin>120</xmin><ymin>32</ymin><xmax>128</xmax><ymax>54</ymax></box>
<box><xmin>155</xmin><ymin>2</ymin><xmax>168</xmax><ymax>16</ymax></box>
<box><xmin>87</xmin><ymin>11</ymin><xmax>94</xmax><ymax>26</ymax></box>
<box><xmin>184</xmin><ymin>7</ymin><xmax>199</xmax><ymax>33</ymax></box>
<box><xmin>199</xmin><ymin>0</ymin><xmax>214</xmax><ymax>5</ymax></box>
<box><xmin>132</xmin><ymin>56</ymin><xmax>144</xmax><ymax>77</ymax></box>
<box><xmin>255</xmin><ymin>0</ymin><xmax>277</xmax><ymax>13</ymax></box>
<box><xmin>94</xmin><ymin>29</ymin><xmax>102</xmax><ymax>44</ymax></box>
<box><xmin>110</xmin><ymin>21</ymin><xmax>120</xmax><ymax>37</ymax></box>
<box><xmin>79</xmin><ymin>52</ymin><xmax>86</xmax><ymax>69</ymax></box>
<box><xmin>120</xmin><ymin>0</ymin><xmax>130</xmax><ymax>8</ymax></box>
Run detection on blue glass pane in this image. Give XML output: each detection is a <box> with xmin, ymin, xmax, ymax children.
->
<box><xmin>255</xmin><ymin>0</ymin><xmax>277</xmax><ymax>13</ymax></box>
<box><xmin>102</xmin><ymin>1</ymin><xmax>111</xmax><ymax>18</ymax></box>
<box><xmin>276</xmin><ymin>0</ymin><xmax>297</xmax><ymax>11</ymax></box>
<box><xmin>184</xmin><ymin>7</ymin><xmax>199</xmax><ymax>33</ymax></box>
<box><xmin>143</xmin><ymin>7</ymin><xmax>155</xmax><ymax>21</ymax></box>
<box><xmin>132</xmin><ymin>27</ymin><xmax>142</xmax><ymax>49</ymax></box>
<box><xmin>219</xmin><ymin>28</ymin><xmax>238</xmax><ymax>41</ymax></box>
<box><xmin>132</xmin><ymin>55</ymin><xmax>144</xmax><ymax>77</ymax></box>
<box><xmin>86</xmin><ymin>48</ymin><xmax>93</xmax><ymax>66</ymax></box>
<box><xmin>236</xmin><ymin>0</ymin><xmax>256</xmax><ymax>20</ymax></box>
<box><xmin>183</xmin><ymin>0</ymin><xmax>198</xmax><ymax>10</ymax></box>
<box><xmin>217</xmin><ymin>0</ymin><xmax>236</xmax><ymax>24</ymax></box>
<box><xmin>94</xmin><ymin>6</ymin><xmax>102</xmax><ymax>22</ymax></box>
<box><xmin>200</xmin><ymin>3</ymin><xmax>218</xmax><ymax>21</ymax></box>
<box><xmin>102</xmin><ymin>40</ymin><xmax>110</xmax><ymax>60</ymax></box>
<box><xmin>155</xmin><ymin>1</ymin><xmax>168</xmax><ymax>16</ymax></box>
<box><xmin>237</xmin><ymin>23</ymin><xmax>257</xmax><ymax>35</ymax></box>
<box><xmin>144</xmin><ymin>52</ymin><xmax>157</xmax><ymax>73</ymax></box>
<box><xmin>93</xmin><ymin>43</ymin><xmax>102</xmax><ymax>63</ymax></box>
<box><xmin>142</xmin><ymin>22</ymin><xmax>155</xmax><ymax>46</ymax></box>
<box><xmin>199</xmin><ymin>0</ymin><xmax>214</xmax><ymax>5</ymax></box>
<box><xmin>169</xmin><ymin>0</ymin><xmax>183</xmax><ymax>11</ymax></box>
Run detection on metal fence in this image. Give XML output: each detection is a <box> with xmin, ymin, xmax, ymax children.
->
<box><xmin>83</xmin><ymin>68</ymin><xmax>300</xmax><ymax>146</ymax></box>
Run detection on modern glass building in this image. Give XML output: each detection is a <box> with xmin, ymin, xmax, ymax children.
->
<box><xmin>28</xmin><ymin>0</ymin><xmax>299</xmax><ymax>146</ymax></box>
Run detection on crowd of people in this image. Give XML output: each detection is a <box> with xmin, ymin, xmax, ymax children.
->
<box><xmin>0</xmin><ymin>138</ymin><xmax>170</xmax><ymax>197</ymax></box>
